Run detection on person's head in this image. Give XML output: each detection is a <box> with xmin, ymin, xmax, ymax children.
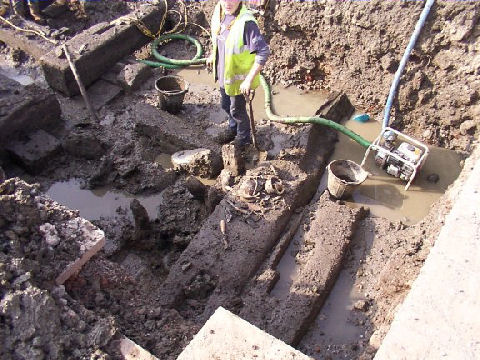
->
<box><xmin>220</xmin><ymin>0</ymin><xmax>242</xmax><ymax>15</ymax></box>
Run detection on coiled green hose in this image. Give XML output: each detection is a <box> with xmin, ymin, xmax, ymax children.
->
<box><xmin>139</xmin><ymin>33</ymin><xmax>207</xmax><ymax>69</ymax></box>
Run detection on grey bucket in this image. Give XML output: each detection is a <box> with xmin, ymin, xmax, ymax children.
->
<box><xmin>155</xmin><ymin>75</ymin><xmax>189</xmax><ymax>114</ymax></box>
<box><xmin>326</xmin><ymin>159</ymin><xmax>368</xmax><ymax>199</ymax></box>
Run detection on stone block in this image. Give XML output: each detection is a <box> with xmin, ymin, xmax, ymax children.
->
<box><xmin>221</xmin><ymin>143</ymin><xmax>245</xmax><ymax>177</ymax></box>
<box><xmin>71</xmin><ymin>79</ymin><xmax>123</xmax><ymax>111</ymax></box>
<box><xmin>171</xmin><ymin>148</ymin><xmax>222</xmax><ymax>178</ymax></box>
<box><xmin>177</xmin><ymin>307</ymin><xmax>312</xmax><ymax>360</ymax></box>
<box><xmin>158</xmin><ymin>161</ymin><xmax>313</xmax><ymax>310</ymax></box>
<box><xmin>267</xmin><ymin>192</ymin><xmax>365</xmax><ymax>345</ymax></box>
<box><xmin>315</xmin><ymin>92</ymin><xmax>355</xmax><ymax>123</ymax></box>
<box><xmin>6</xmin><ymin>130</ymin><xmax>61</xmax><ymax>173</ymax></box>
<box><xmin>133</xmin><ymin>102</ymin><xmax>219</xmax><ymax>154</ymax></box>
<box><xmin>117</xmin><ymin>63</ymin><xmax>153</xmax><ymax>92</ymax></box>
<box><xmin>0</xmin><ymin>74</ymin><xmax>62</xmax><ymax>146</ymax></box>
<box><xmin>40</xmin><ymin>4</ymin><xmax>166</xmax><ymax>96</ymax></box>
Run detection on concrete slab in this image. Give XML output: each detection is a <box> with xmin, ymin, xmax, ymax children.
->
<box><xmin>0</xmin><ymin>74</ymin><xmax>62</xmax><ymax>146</ymax></box>
<box><xmin>374</xmin><ymin>146</ymin><xmax>480</xmax><ymax>359</ymax></box>
<box><xmin>177</xmin><ymin>307</ymin><xmax>313</xmax><ymax>360</ymax></box>
<box><xmin>6</xmin><ymin>129</ymin><xmax>62</xmax><ymax>173</ymax></box>
<box><xmin>40</xmin><ymin>3</ymin><xmax>165</xmax><ymax>96</ymax></box>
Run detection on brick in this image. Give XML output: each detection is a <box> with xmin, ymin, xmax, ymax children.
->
<box><xmin>55</xmin><ymin>217</ymin><xmax>106</xmax><ymax>285</ymax></box>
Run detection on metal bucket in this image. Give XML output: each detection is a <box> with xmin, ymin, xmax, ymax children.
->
<box><xmin>155</xmin><ymin>75</ymin><xmax>189</xmax><ymax>114</ymax></box>
<box><xmin>327</xmin><ymin>159</ymin><xmax>368</xmax><ymax>199</ymax></box>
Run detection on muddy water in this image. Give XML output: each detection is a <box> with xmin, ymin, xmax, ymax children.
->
<box><xmin>46</xmin><ymin>179</ymin><xmax>164</xmax><ymax>220</ymax></box>
<box><xmin>154</xmin><ymin>153</ymin><xmax>173</xmax><ymax>169</ymax></box>
<box><xmin>0</xmin><ymin>66</ymin><xmax>35</xmax><ymax>86</ymax></box>
<box><xmin>272</xmin><ymin>116</ymin><xmax>462</xmax><ymax>299</ymax></box>
<box><xmin>324</xmin><ymin>116</ymin><xmax>463</xmax><ymax>225</ymax></box>
<box><xmin>176</xmin><ymin>68</ymin><xmax>328</xmax><ymax>121</ymax></box>
<box><xmin>178</xmin><ymin>69</ymin><xmax>462</xmax><ymax>224</ymax></box>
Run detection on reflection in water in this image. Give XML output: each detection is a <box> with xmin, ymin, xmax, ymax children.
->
<box><xmin>46</xmin><ymin>179</ymin><xmax>164</xmax><ymax>220</ymax></box>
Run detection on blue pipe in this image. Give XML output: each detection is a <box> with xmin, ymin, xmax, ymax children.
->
<box><xmin>382</xmin><ymin>0</ymin><xmax>435</xmax><ymax>128</ymax></box>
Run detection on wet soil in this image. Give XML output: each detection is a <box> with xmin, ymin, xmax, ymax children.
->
<box><xmin>0</xmin><ymin>1</ymin><xmax>478</xmax><ymax>359</ymax></box>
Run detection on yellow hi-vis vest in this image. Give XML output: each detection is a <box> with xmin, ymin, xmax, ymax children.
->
<box><xmin>211</xmin><ymin>2</ymin><xmax>260</xmax><ymax>96</ymax></box>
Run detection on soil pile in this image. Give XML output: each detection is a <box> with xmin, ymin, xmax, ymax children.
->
<box><xmin>0</xmin><ymin>178</ymin><xmax>117</xmax><ymax>359</ymax></box>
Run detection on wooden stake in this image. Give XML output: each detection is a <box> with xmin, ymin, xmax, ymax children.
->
<box><xmin>62</xmin><ymin>44</ymin><xmax>99</xmax><ymax>123</ymax></box>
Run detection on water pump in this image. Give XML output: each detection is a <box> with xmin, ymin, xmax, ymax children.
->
<box><xmin>361</xmin><ymin>127</ymin><xmax>429</xmax><ymax>190</ymax></box>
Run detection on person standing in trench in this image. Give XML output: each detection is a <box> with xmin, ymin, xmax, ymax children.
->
<box><xmin>207</xmin><ymin>0</ymin><xmax>270</xmax><ymax>149</ymax></box>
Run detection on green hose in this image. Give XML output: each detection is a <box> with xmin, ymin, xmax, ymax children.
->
<box><xmin>141</xmin><ymin>34</ymin><xmax>371</xmax><ymax>148</ymax></box>
<box><xmin>139</xmin><ymin>33</ymin><xmax>207</xmax><ymax>69</ymax></box>
<box><xmin>259</xmin><ymin>76</ymin><xmax>371</xmax><ymax>148</ymax></box>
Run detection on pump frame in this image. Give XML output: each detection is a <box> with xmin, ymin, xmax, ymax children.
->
<box><xmin>361</xmin><ymin>127</ymin><xmax>429</xmax><ymax>190</ymax></box>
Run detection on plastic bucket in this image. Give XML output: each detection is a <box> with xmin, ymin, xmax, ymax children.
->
<box><xmin>326</xmin><ymin>159</ymin><xmax>368</xmax><ymax>199</ymax></box>
<box><xmin>155</xmin><ymin>75</ymin><xmax>189</xmax><ymax>114</ymax></box>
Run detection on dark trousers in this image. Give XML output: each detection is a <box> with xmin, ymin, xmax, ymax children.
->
<box><xmin>220</xmin><ymin>88</ymin><xmax>251</xmax><ymax>144</ymax></box>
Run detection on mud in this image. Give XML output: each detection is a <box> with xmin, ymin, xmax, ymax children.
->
<box><xmin>0</xmin><ymin>1</ymin><xmax>478</xmax><ymax>359</ymax></box>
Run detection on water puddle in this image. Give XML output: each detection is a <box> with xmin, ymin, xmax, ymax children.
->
<box><xmin>269</xmin><ymin>234</ymin><xmax>302</xmax><ymax>299</ymax></box>
<box><xmin>176</xmin><ymin>68</ymin><xmax>328</xmax><ymax>127</ymax></box>
<box><xmin>0</xmin><ymin>65</ymin><xmax>36</xmax><ymax>86</ymax></box>
<box><xmin>46</xmin><ymin>179</ymin><xmax>164</xmax><ymax>220</ymax></box>
<box><xmin>324</xmin><ymin>116</ymin><xmax>463</xmax><ymax>225</ymax></box>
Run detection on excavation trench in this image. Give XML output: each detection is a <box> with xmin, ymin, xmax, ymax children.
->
<box><xmin>0</xmin><ymin>1</ymin><xmax>476</xmax><ymax>359</ymax></box>
<box><xmin>39</xmin><ymin>68</ymin><xmax>462</xmax><ymax>360</ymax></box>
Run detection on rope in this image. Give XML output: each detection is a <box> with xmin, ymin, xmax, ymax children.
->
<box><xmin>0</xmin><ymin>15</ymin><xmax>57</xmax><ymax>44</ymax></box>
